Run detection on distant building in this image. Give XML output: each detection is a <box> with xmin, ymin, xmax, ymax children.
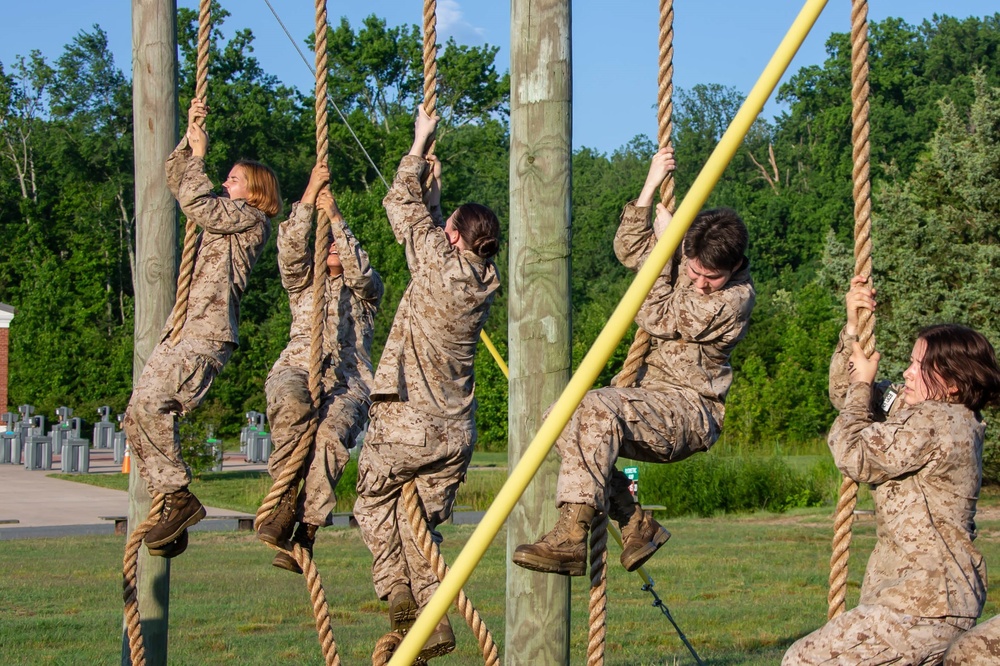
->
<box><xmin>0</xmin><ymin>303</ymin><xmax>13</xmax><ymax>412</ymax></box>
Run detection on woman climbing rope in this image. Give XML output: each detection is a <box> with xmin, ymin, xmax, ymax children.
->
<box><xmin>354</xmin><ymin>106</ymin><xmax>501</xmax><ymax>661</ymax></box>
<box><xmin>257</xmin><ymin>162</ymin><xmax>383</xmax><ymax>572</ymax></box>
<box><xmin>784</xmin><ymin>276</ymin><xmax>1000</xmax><ymax>664</ymax></box>
<box><xmin>513</xmin><ymin>147</ymin><xmax>755</xmax><ymax>577</ymax></box>
<box><xmin>123</xmin><ymin>96</ymin><xmax>280</xmax><ymax>558</ymax></box>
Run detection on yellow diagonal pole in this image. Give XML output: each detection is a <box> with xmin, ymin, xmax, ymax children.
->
<box><xmin>389</xmin><ymin>0</ymin><xmax>829</xmax><ymax>662</ymax></box>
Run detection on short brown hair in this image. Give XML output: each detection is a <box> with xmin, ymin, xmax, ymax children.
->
<box><xmin>683</xmin><ymin>207</ymin><xmax>748</xmax><ymax>272</ymax></box>
<box><xmin>918</xmin><ymin>324</ymin><xmax>1000</xmax><ymax>412</ymax></box>
<box><xmin>235</xmin><ymin>160</ymin><xmax>282</xmax><ymax>217</ymax></box>
<box><xmin>451</xmin><ymin>203</ymin><xmax>501</xmax><ymax>260</ymax></box>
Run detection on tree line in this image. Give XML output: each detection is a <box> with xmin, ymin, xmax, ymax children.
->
<box><xmin>2</xmin><ymin>7</ymin><xmax>998</xmax><ymax>477</ymax></box>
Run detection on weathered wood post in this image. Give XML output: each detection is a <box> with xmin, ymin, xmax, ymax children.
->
<box><xmin>506</xmin><ymin>0</ymin><xmax>574</xmax><ymax>663</ymax></box>
<box><xmin>124</xmin><ymin>1</ymin><xmax>178</xmax><ymax>664</ymax></box>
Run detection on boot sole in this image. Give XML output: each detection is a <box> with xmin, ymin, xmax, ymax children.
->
<box><xmin>145</xmin><ymin>505</ymin><xmax>207</xmax><ymax>548</ymax></box>
<box><xmin>390</xmin><ymin>599</ymin><xmax>419</xmax><ymax>634</ymax></box>
<box><xmin>621</xmin><ymin>526</ymin><xmax>671</xmax><ymax>572</ymax></box>
<box><xmin>512</xmin><ymin>550</ymin><xmax>586</xmax><ymax>577</ymax></box>
<box><xmin>272</xmin><ymin>550</ymin><xmax>303</xmax><ymax>574</ymax></box>
<box><xmin>257</xmin><ymin>528</ymin><xmax>293</xmax><ymax>548</ymax></box>
<box><xmin>147</xmin><ymin>529</ymin><xmax>189</xmax><ymax>558</ymax></box>
<box><xmin>419</xmin><ymin>628</ymin><xmax>456</xmax><ymax>660</ymax></box>
<box><xmin>419</xmin><ymin>641</ymin><xmax>456</xmax><ymax>660</ymax></box>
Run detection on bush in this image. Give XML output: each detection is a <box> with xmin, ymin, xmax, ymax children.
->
<box><xmin>634</xmin><ymin>454</ymin><xmax>837</xmax><ymax>518</ymax></box>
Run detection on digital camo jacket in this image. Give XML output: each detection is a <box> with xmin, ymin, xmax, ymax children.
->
<box><xmin>164</xmin><ymin>137</ymin><xmax>271</xmax><ymax>344</ymax></box>
<box><xmin>829</xmin><ymin>328</ymin><xmax>987</xmax><ymax>619</ymax></box>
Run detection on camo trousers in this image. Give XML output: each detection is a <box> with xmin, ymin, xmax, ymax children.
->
<box><xmin>354</xmin><ymin>401</ymin><xmax>474</xmax><ymax>606</ymax></box>
<box><xmin>783</xmin><ymin>604</ymin><xmax>974</xmax><ymax>665</ymax></box>
<box><xmin>265</xmin><ymin>363</ymin><xmax>362</xmax><ymax>526</ymax></box>
<box><xmin>123</xmin><ymin>337</ymin><xmax>233</xmax><ymax>494</ymax></box>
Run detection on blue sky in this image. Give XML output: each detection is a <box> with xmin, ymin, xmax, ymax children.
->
<box><xmin>4</xmin><ymin>1</ymin><xmax>998</xmax><ymax>153</ymax></box>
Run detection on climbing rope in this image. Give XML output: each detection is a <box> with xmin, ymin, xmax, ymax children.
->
<box><xmin>587</xmin><ymin>508</ymin><xmax>610</xmax><ymax>666</ymax></box>
<box><xmin>372</xmin><ymin>480</ymin><xmax>499</xmax><ymax>665</ymax></box>
<box><xmin>829</xmin><ymin>0</ymin><xmax>873</xmax><ymax>621</ymax></box>
<box><xmin>168</xmin><ymin>0</ymin><xmax>211</xmax><ymax>345</ymax></box>
<box><xmin>594</xmin><ymin>1</ymin><xmax>677</xmax><ymax>656</ymax></box>
<box><xmin>413</xmin><ymin>480</ymin><xmax>498</xmax><ymax>664</ymax></box>
<box><xmin>252</xmin><ymin>2</ymin><xmax>339</xmax><ymax>664</ymax></box>
<box><xmin>422</xmin><ymin>0</ymin><xmax>438</xmax><ymax>156</ymax></box>
<box><xmin>122</xmin><ymin>2</ymin><xmax>214</xmax><ymax>662</ymax></box>
<box><xmin>613</xmin><ymin>0</ymin><xmax>676</xmax><ymax>390</ymax></box>
<box><xmin>122</xmin><ymin>492</ymin><xmax>166</xmax><ymax>666</ymax></box>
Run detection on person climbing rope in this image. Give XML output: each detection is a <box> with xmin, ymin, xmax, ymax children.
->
<box><xmin>354</xmin><ymin>106</ymin><xmax>501</xmax><ymax>661</ymax></box>
<box><xmin>257</xmin><ymin>162</ymin><xmax>383</xmax><ymax>572</ymax></box>
<box><xmin>783</xmin><ymin>276</ymin><xmax>1000</xmax><ymax>664</ymax></box>
<box><xmin>123</xmin><ymin>96</ymin><xmax>280</xmax><ymax>558</ymax></box>
<box><xmin>513</xmin><ymin>146</ymin><xmax>755</xmax><ymax>577</ymax></box>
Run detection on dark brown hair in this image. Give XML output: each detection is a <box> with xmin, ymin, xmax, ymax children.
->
<box><xmin>683</xmin><ymin>207</ymin><xmax>748</xmax><ymax>272</ymax></box>
<box><xmin>235</xmin><ymin>160</ymin><xmax>282</xmax><ymax>217</ymax></box>
<box><xmin>451</xmin><ymin>203</ymin><xmax>501</xmax><ymax>259</ymax></box>
<box><xmin>918</xmin><ymin>324</ymin><xmax>1000</xmax><ymax>412</ymax></box>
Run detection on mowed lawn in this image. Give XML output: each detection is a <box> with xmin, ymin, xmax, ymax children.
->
<box><xmin>3</xmin><ymin>507</ymin><xmax>999</xmax><ymax>665</ymax></box>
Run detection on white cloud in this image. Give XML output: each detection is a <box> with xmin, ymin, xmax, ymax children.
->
<box><xmin>436</xmin><ymin>0</ymin><xmax>487</xmax><ymax>43</ymax></box>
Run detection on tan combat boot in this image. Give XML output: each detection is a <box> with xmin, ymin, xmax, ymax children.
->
<box><xmin>271</xmin><ymin>522</ymin><xmax>318</xmax><ymax>574</ymax></box>
<box><xmin>419</xmin><ymin>614</ymin><xmax>456</xmax><ymax>660</ymax></box>
<box><xmin>388</xmin><ymin>583</ymin><xmax>419</xmax><ymax>634</ymax></box>
<box><xmin>256</xmin><ymin>487</ymin><xmax>297</xmax><ymax>547</ymax></box>
<box><xmin>608</xmin><ymin>471</ymin><xmax>670</xmax><ymax>572</ymax></box>
<box><xmin>144</xmin><ymin>487</ymin><xmax>206</xmax><ymax>549</ymax></box>
<box><xmin>146</xmin><ymin>528</ymin><xmax>189</xmax><ymax>558</ymax></box>
<box><xmin>512</xmin><ymin>503</ymin><xmax>595</xmax><ymax>576</ymax></box>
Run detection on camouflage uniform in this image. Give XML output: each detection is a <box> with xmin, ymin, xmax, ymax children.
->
<box><xmin>265</xmin><ymin>202</ymin><xmax>382</xmax><ymax>526</ymax></box>
<box><xmin>553</xmin><ymin>201</ymin><xmax>755</xmax><ymax>511</ymax></box>
<box><xmin>354</xmin><ymin>154</ymin><xmax>499</xmax><ymax>606</ymax></box>
<box><xmin>125</xmin><ymin>137</ymin><xmax>271</xmax><ymax>494</ymax></box>
<box><xmin>944</xmin><ymin>615</ymin><xmax>1000</xmax><ymax>665</ymax></box>
<box><xmin>782</xmin><ymin>328</ymin><xmax>986</xmax><ymax>665</ymax></box>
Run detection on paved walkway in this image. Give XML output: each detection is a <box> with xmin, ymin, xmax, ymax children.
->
<box><xmin>0</xmin><ymin>448</ymin><xmax>264</xmax><ymax>539</ymax></box>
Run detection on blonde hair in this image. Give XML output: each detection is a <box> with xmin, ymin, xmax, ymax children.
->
<box><xmin>235</xmin><ymin>160</ymin><xmax>282</xmax><ymax>217</ymax></box>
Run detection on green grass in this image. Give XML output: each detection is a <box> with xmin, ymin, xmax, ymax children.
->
<box><xmin>3</xmin><ymin>508</ymin><xmax>999</xmax><ymax>665</ymax></box>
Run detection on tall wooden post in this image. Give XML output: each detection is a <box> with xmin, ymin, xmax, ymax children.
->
<box><xmin>506</xmin><ymin>1</ymin><xmax>573</xmax><ymax>663</ymax></box>
<box><xmin>124</xmin><ymin>1</ymin><xmax>178</xmax><ymax>664</ymax></box>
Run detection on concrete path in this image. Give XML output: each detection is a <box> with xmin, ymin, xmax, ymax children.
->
<box><xmin>0</xmin><ymin>448</ymin><xmax>263</xmax><ymax>539</ymax></box>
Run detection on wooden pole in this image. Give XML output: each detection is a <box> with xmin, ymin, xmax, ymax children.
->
<box><xmin>506</xmin><ymin>0</ymin><xmax>573</xmax><ymax>663</ymax></box>
<box><xmin>124</xmin><ymin>1</ymin><xmax>178</xmax><ymax>664</ymax></box>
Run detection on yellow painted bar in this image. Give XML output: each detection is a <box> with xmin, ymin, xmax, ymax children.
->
<box><xmin>389</xmin><ymin>0</ymin><xmax>829</xmax><ymax>661</ymax></box>
<box><xmin>479</xmin><ymin>330</ymin><xmax>509</xmax><ymax>380</ymax></box>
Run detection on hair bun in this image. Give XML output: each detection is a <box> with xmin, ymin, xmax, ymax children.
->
<box><xmin>474</xmin><ymin>236</ymin><xmax>499</xmax><ymax>259</ymax></box>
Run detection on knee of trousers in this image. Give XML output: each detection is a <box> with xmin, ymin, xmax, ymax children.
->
<box><xmin>553</xmin><ymin>392</ymin><xmax>621</xmax><ymax>455</ymax></box>
<box><xmin>267</xmin><ymin>390</ymin><xmax>312</xmax><ymax>431</ymax></box>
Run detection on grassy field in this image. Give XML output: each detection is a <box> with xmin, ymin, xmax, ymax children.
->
<box><xmin>2</xmin><ymin>507</ymin><xmax>999</xmax><ymax>665</ymax></box>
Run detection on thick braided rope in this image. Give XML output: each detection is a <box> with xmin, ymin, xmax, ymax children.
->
<box><xmin>293</xmin><ymin>542</ymin><xmax>341</xmax><ymax>666</ymax></box>
<box><xmin>829</xmin><ymin>0</ymin><xmax>873</xmax><ymax>621</ymax></box>
<box><xmin>421</xmin><ymin>0</ymin><xmax>439</xmax><ymax>192</ymax></box>
<box><xmin>169</xmin><ymin>0</ymin><xmax>211</xmax><ymax>345</ymax></box>
<box><xmin>252</xmin><ymin>4</ymin><xmax>339</xmax><ymax>664</ymax></box>
<box><xmin>422</xmin><ymin>0</ymin><xmax>438</xmax><ymax>142</ymax></box>
<box><xmin>122</xmin><ymin>493</ymin><xmax>166</xmax><ymax>666</ymax></box>
<box><xmin>401</xmin><ymin>481</ymin><xmax>500</xmax><ymax>665</ymax></box>
<box><xmin>656</xmin><ymin>0</ymin><xmax>676</xmax><ymax>210</ymax></box>
<box><xmin>614</xmin><ymin>0</ymin><xmax>675</xmax><ymax>390</ymax></box>
<box><xmin>587</xmin><ymin>510</ymin><xmax>610</xmax><ymax>666</ymax></box>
